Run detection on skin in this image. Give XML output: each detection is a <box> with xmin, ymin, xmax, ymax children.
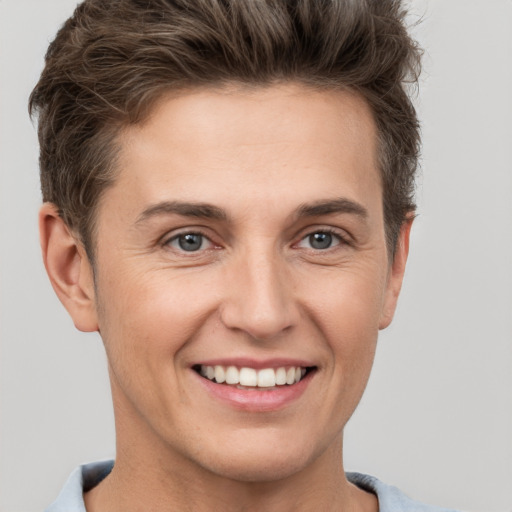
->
<box><xmin>40</xmin><ymin>84</ymin><xmax>411</xmax><ymax>512</ymax></box>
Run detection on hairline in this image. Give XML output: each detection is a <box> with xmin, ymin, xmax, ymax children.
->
<box><xmin>78</xmin><ymin>80</ymin><xmax>410</xmax><ymax>269</ymax></box>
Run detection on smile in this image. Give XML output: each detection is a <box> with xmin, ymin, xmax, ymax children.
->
<box><xmin>195</xmin><ymin>365</ymin><xmax>310</xmax><ymax>388</ymax></box>
<box><xmin>192</xmin><ymin>360</ymin><xmax>317</xmax><ymax>411</ymax></box>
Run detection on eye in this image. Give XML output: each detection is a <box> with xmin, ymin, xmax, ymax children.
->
<box><xmin>297</xmin><ymin>230</ymin><xmax>342</xmax><ymax>250</ymax></box>
<box><xmin>166</xmin><ymin>232</ymin><xmax>212</xmax><ymax>252</ymax></box>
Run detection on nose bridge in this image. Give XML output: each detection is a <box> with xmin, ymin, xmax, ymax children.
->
<box><xmin>220</xmin><ymin>241</ymin><xmax>297</xmax><ymax>340</ymax></box>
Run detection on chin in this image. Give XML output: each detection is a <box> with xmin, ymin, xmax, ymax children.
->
<box><xmin>192</xmin><ymin>436</ymin><xmax>320</xmax><ymax>483</ymax></box>
<box><xmin>206</xmin><ymin>456</ymin><xmax>309</xmax><ymax>483</ymax></box>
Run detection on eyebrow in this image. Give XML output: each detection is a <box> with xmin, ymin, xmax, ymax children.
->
<box><xmin>295</xmin><ymin>198</ymin><xmax>368</xmax><ymax>220</ymax></box>
<box><xmin>136</xmin><ymin>201</ymin><xmax>229</xmax><ymax>224</ymax></box>
<box><xmin>135</xmin><ymin>197</ymin><xmax>368</xmax><ymax>225</ymax></box>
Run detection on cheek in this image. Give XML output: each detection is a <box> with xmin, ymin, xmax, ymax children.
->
<box><xmin>301</xmin><ymin>265</ymin><xmax>385</xmax><ymax>392</ymax></box>
<box><xmin>94</xmin><ymin>273</ymin><xmax>198</xmax><ymax>420</ymax></box>
<box><xmin>302</xmin><ymin>263</ymin><xmax>387</xmax><ymax>335</ymax></box>
<box><xmin>96</xmin><ymin>267</ymin><xmax>218</xmax><ymax>363</ymax></box>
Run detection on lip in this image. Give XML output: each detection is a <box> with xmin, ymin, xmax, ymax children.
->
<box><xmin>192</xmin><ymin>366</ymin><xmax>315</xmax><ymax>412</ymax></box>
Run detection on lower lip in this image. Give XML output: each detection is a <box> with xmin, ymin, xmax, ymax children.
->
<box><xmin>194</xmin><ymin>371</ymin><xmax>314</xmax><ymax>412</ymax></box>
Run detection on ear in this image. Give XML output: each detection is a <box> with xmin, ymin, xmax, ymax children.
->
<box><xmin>378</xmin><ymin>217</ymin><xmax>413</xmax><ymax>330</ymax></box>
<box><xmin>39</xmin><ymin>203</ymin><xmax>99</xmax><ymax>332</ymax></box>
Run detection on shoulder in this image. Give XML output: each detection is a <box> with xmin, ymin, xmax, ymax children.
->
<box><xmin>347</xmin><ymin>472</ymin><xmax>463</xmax><ymax>512</ymax></box>
<box><xmin>45</xmin><ymin>460</ymin><xmax>114</xmax><ymax>512</ymax></box>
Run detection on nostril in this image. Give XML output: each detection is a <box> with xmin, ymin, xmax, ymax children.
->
<box><xmin>218</xmin><ymin>275</ymin><xmax>298</xmax><ymax>340</ymax></box>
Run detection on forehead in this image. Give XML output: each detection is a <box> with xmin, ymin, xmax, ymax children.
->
<box><xmin>105</xmin><ymin>84</ymin><xmax>381</xmax><ymax>224</ymax></box>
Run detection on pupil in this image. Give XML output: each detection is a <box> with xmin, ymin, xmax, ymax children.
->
<box><xmin>178</xmin><ymin>234</ymin><xmax>202</xmax><ymax>251</ymax></box>
<box><xmin>310</xmin><ymin>232</ymin><xmax>332</xmax><ymax>250</ymax></box>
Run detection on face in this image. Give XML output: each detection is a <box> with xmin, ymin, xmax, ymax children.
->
<box><xmin>84</xmin><ymin>84</ymin><xmax>407</xmax><ymax>481</ymax></box>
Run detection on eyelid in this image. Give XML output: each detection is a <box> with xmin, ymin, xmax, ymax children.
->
<box><xmin>161</xmin><ymin>228</ymin><xmax>219</xmax><ymax>252</ymax></box>
<box><xmin>293</xmin><ymin>226</ymin><xmax>352</xmax><ymax>249</ymax></box>
<box><xmin>159</xmin><ymin>225</ymin><xmax>351</xmax><ymax>253</ymax></box>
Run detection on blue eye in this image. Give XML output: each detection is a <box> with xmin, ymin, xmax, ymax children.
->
<box><xmin>298</xmin><ymin>231</ymin><xmax>342</xmax><ymax>250</ymax></box>
<box><xmin>168</xmin><ymin>233</ymin><xmax>209</xmax><ymax>252</ymax></box>
<box><xmin>309</xmin><ymin>232</ymin><xmax>333</xmax><ymax>249</ymax></box>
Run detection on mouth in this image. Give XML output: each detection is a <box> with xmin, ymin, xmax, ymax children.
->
<box><xmin>192</xmin><ymin>364</ymin><xmax>316</xmax><ymax>390</ymax></box>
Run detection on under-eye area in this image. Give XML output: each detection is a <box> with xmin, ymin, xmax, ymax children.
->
<box><xmin>192</xmin><ymin>365</ymin><xmax>317</xmax><ymax>389</ymax></box>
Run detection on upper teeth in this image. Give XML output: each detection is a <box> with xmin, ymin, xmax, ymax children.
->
<box><xmin>199</xmin><ymin>365</ymin><xmax>307</xmax><ymax>387</ymax></box>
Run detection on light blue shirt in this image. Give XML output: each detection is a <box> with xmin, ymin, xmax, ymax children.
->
<box><xmin>45</xmin><ymin>460</ymin><xmax>461</xmax><ymax>512</ymax></box>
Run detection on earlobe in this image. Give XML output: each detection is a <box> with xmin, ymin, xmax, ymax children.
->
<box><xmin>39</xmin><ymin>203</ymin><xmax>99</xmax><ymax>332</ymax></box>
<box><xmin>378</xmin><ymin>217</ymin><xmax>413</xmax><ymax>330</ymax></box>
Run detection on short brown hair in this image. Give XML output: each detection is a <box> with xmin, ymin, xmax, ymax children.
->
<box><xmin>29</xmin><ymin>0</ymin><xmax>421</xmax><ymax>260</ymax></box>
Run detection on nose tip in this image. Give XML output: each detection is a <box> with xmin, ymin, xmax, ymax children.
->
<box><xmin>223</xmin><ymin>299</ymin><xmax>294</xmax><ymax>341</ymax></box>
<box><xmin>219</xmin><ymin>258</ymin><xmax>298</xmax><ymax>341</ymax></box>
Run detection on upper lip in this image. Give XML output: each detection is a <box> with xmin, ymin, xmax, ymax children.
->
<box><xmin>192</xmin><ymin>357</ymin><xmax>316</xmax><ymax>369</ymax></box>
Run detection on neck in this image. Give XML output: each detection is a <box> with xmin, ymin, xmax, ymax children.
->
<box><xmin>84</xmin><ymin>437</ymin><xmax>376</xmax><ymax>512</ymax></box>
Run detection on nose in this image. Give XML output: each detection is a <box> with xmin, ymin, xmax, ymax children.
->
<box><xmin>219</xmin><ymin>247</ymin><xmax>299</xmax><ymax>341</ymax></box>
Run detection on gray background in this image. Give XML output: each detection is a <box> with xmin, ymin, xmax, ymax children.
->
<box><xmin>1</xmin><ymin>0</ymin><xmax>511</xmax><ymax>510</ymax></box>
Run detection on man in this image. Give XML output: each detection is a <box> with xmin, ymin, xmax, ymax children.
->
<box><xmin>30</xmin><ymin>0</ymin><xmax>459</xmax><ymax>510</ymax></box>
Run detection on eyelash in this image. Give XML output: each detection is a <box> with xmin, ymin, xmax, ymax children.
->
<box><xmin>295</xmin><ymin>228</ymin><xmax>350</xmax><ymax>251</ymax></box>
<box><xmin>163</xmin><ymin>230</ymin><xmax>217</xmax><ymax>254</ymax></box>
<box><xmin>163</xmin><ymin>227</ymin><xmax>351</xmax><ymax>256</ymax></box>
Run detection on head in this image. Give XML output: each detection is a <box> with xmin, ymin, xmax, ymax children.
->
<box><xmin>31</xmin><ymin>0</ymin><xmax>421</xmax><ymax>490</ymax></box>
